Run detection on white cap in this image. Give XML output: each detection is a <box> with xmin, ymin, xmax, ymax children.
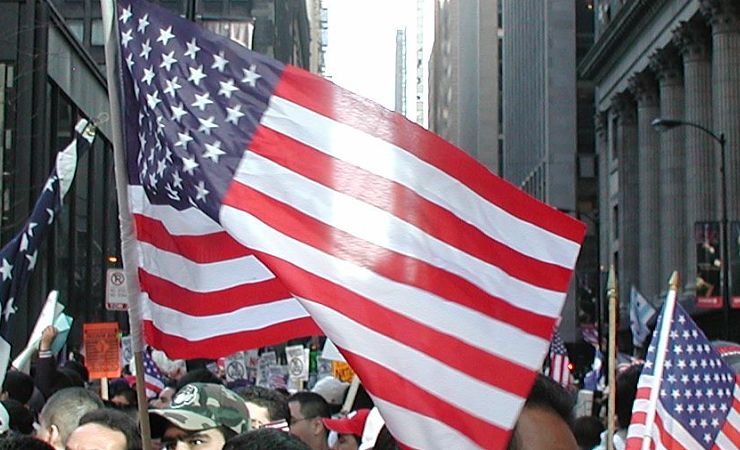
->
<box><xmin>0</xmin><ymin>403</ymin><xmax>10</xmax><ymax>434</ymax></box>
<box><xmin>311</xmin><ymin>376</ymin><xmax>350</xmax><ymax>405</ymax></box>
<box><xmin>358</xmin><ymin>407</ymin><xmax>385</xmax><ymax>450</ymax></box>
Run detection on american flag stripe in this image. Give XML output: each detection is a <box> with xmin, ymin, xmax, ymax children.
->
<box><xmin>714</xmin><ymin>385</ymin><xmax>740</xmax><ymax>449</ymax></box>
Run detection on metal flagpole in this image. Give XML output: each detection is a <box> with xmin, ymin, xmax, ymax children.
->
<box><xmin>606</xmin><ymin>267</ymin><xmax>617</xmax><ymax>450</ymax></box>
<box><xmin>639</xmin><ymin>271</ymin><xmax>680</xmax><ymax>450</ymax></box>
<box><xmin>100</xmin><ymin>1</ymin><xmax>152</xmax><ymax>448</ymax></box>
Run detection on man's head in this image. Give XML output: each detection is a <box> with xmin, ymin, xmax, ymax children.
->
<box><xmin>223</xmin><ymin>428</ymin><xmax>312</xmax><ymax>450</ymax></box>
<box><xmin>287</xmin><ymin>392</ymin><xmax>331</xmax><ymax>450</ymax></box>
<box><xmin>508</xmin><ymin>375</ymin><xmax>577</xmax><ymax>450</ymax></box>
<box><xmin>66</xmin><ymin>408</ymin><xmax>142</xmax><ymax>450</ymax></box>
<box><xmin>36</xmin><ymin>387</ymin><xmax>104</xmax><ymax>450</ymax></box>
<box><xmin>322</xmin><ymin>409</ymin><xmax>370</xmax><ymax>450</ymax></box>
<box><xmin>236</xmin><ymin>386</ymin><xmax>289</xmax><ymax>429</ymax></box>
<box><xmin>1</xmin><ymin>371</ymin><xmax>34</xmax><ymax>405</ymax></box>
<box><xmin>149</xmin><ymin>383</ymin><xmax>250</xmax><ymax>450</ymax></box>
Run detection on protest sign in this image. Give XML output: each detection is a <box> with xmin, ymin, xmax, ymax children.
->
<box><xmin>83</xmin><ymin>322</ymin><xmax>121</xmax><ymax>379</ymax></box>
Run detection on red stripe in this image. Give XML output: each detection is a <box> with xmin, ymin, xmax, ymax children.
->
<box><xmin>635</xmin><ymin>386</ymin><xmax>652</xmax><ymax>401</ymax></box>
<box><xmin>143</xmin><ymin>319</ymin><xmax>322</xmax><ymax>359</ymax></box>
<box><xmin>134</xmin><ymin>213</ymin><xmax>252</xmax><ymax>263</ymax></box>
<box><xmin>138</xmin><ymin>269</ymin><xmax>292</xmax><ymax>315</ymax></box>
<box><xmin>274</xmin><ymin>65</ymin><xmax>586</xmax><ymax>244</ymax></box>
<box><xmin>222</xmin><ymin>181</ymin><xmax>557</xmax><ymax>339</ymax></box>
<box><xmin>718</xmin><ymin>421</ymin><xmax>740</xmax><ymax>449</ymax></box>
<box><xmin>340</xmin><ymin>348</ymin><xmax>516</xmax><ymax>449</ymax></box>
<box><xmin>248</xmin><ymin>248</ymin><xmax>539</xmax><ymax>397</ymax></box>
<box><xmin>653</xmin><ymin>410</ymin><xmax>689</xmax><ymax>450</ymax></box>
<box><xmin>248</xmin><ymin>126</ymin><xmax>573</xmax><ymax>292</ymax></box>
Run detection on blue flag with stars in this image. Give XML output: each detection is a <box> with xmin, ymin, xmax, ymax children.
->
<box><xmin>0</xmin><ymin>119</ymin><xmax>95</xmax><ymax>338</ymax></box>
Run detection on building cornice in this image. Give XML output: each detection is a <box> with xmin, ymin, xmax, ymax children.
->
<box><xmin>578</xmin><ymin>0</ymin><xmax>670</xmax><ymax>80</ymax></box>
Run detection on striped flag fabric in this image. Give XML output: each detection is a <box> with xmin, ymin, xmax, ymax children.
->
<box><xmin>142</xmin><ymin>349</ymin><xmax>165</xmax><ymax>398</ymax></box>
<box><xmin>625</xmin><ymin>300</ymin><xmax>740</xmax><ymax>449</ymax></box>
<box><xmin>630</xmin><ymin>285</ymin><xmax>657</xmax><ymax>348</ymax></box>
<box><xmin>546</xmin><ymin>328</ymin><xmax>573</xmax><ymax>388</ymax></box>
<box><xmin>111</xmin><ymin>0</ymin><xmax>585</xmax><ymax>447</ymax></box>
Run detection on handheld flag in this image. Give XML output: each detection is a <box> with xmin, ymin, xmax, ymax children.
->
<box><xmin>546</xmin><ymin>327</ymin><xmax>574</xmax><ymax>388</ymax></box>
<box><xmin>630</xmin><ymin>286</ymin><xmax>657</xmax><ymax>348</ymax></box>
<box><xmin>111</xmin><ymin>0</ymin><xmax>585</xmax><ymax>447</ymax></box>
<box><xmin>0</xmin><ymin>120</ymin><xmax>95</xmax><ymax>338</ymax></box>
<box><xmin>142</xmin><ymin>349</ymin><xmax>165</xmax><ymax>398</ymax></box>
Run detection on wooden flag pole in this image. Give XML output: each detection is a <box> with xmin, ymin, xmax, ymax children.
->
<box><xmin>606</xmin><ymin>266</ymin><xmax>617</xmax><ymax>450</ymax></box>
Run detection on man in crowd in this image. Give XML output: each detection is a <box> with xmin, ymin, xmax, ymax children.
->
<box><xmin>35</xmin><ymin>387</ymin><xmax>103</xmax><ymax>450</ymax></box>
<box><xmin>322</xmin><ymin>409</ymin><xmax>370</xmax><ymax>450</ymax></box>
<box><xmin>287</xmin><ymin>392</ymin><xmax>331</xmax><ymax>450</ymax></box>
<box><xmin>66</xmin><ymin>408</ymin><xmax>141</xmax><ymax>450</ymax></box>
<box><xmin>149</xmin><ymin>383</ymin><xmax>250</xmax><ymax>450</ymax></box>
<box><xmin>236</xmin><ymin>386</ymin><xmax>289</xmax><ymax>430</ymax></box>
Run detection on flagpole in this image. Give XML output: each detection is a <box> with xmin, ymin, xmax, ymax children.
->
<box><xmin>639</xmin><ymin>271</ymin><xmax>679</xmax><ymax>450</ymax></box>
<box><xmin>606</xmin><ymin>266</ymin><xmax>617</xmax><ymax>450</ymax></box>
<box><xmin>99</xmin><ymin>1</ymin><xmax>152</xmax><ymax>448</ymax></box>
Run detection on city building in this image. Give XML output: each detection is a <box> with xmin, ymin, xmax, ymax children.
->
<box><xmin>579</xmin><ymin>0</ymin><xmax>740</xmax><ymax>341</ymax></box>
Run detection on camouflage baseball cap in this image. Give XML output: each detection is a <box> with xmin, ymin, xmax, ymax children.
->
<box><xmin>149</xmin><ymin>383</ymin><xmax>250</xmax><ymax>437</ymax></box>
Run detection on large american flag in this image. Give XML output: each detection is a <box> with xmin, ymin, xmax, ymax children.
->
<box><xmin>113</xmin><ymin>0</ymin><xmax>585</xmax><ymax>447</ymax></box>
<box><xmin>0</xmin><ymin>120</ymin><xmax>94</xmax><ymax>338</ymax></box>
<box><xmin>625</xmin><ymin>301</ymin><xmax>740</xmax><ymax>449</ymax></box>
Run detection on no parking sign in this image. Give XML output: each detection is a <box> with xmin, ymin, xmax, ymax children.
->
<box><xmin>106</xmin><ymin>268</ymin><xmax>129</xmax><ymax>311</ymax></box>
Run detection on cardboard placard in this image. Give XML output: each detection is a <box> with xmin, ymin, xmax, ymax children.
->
<box><xmin>286</xmin><ymin>345</ymin><xmax>308</xmax><ymax>382</ymax></box>
<box><xmin>83</xmin><ymin>323</ymin><xmax>121</xmax><ymax>379</ymax></box>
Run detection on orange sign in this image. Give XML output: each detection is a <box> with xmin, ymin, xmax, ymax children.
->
<box><xmin>83</xmin><ymin>323</ymin><xmax>121</xmax><ymax>379</ymax></box>
<box><xmin>332</xmin><ymin>361</ymin><xmax>355</xmax><ymax>383</ymax></box>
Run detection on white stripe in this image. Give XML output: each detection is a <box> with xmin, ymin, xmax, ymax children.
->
<box><xmin>220</xmin><ymin>205</ymin><xmax>550</xmax><ymax>370</ymax></box>
<box><xmin>371</xmin><ymin>396</ymin><xmax>483</xmax><ymax>450</ymax></box>
<box><xmin>129</xmin><ymin>185</ymin><xmax>222</xmax><ymax>235</ymax></box>
<box><xmin>716</xmin><ymin>384</ymin><xmax>740</xmax><ymax>449</ymax></box>
<box><xmin>263</xmin><ymin>96</ymin><xmax>581</xmax><ymax>267</ymax></box>
<box><xmin>654</xmin><ymin>397</ymin><xmax>703</xmax><ymax>449</ymax></box>
<box><xmin>235</xmin><ymin>153</ymin><xmax>566</xmax><ymax>316</ymax></box>
<box><xmin>296</xmin><ymin>298</ymin><xmax>523</xmax><ymax>430</ymax></box>
<box><xmin>716</xmin><ymin>431</ymin><xmax>740</xmax><ymax>450</ymax></box>
<box><xmin>138</xmin><ymin>241</ymin><xmax>276</xmax><ymax>291</ymax></box>
<box><xmin>140</xmin><ymin>293</ymin><xmax>310</xmax><ymax>340</ymax></box>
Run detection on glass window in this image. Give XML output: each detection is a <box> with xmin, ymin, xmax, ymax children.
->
<box><xmin>67</xmin><ymin>19</ymin><xmax>84</xmax><ymax>43</ymax></box>
<box><xmin>91</xmin><ymin>19</ymin><xmax>105</xmax><ymax>46</ymax></box>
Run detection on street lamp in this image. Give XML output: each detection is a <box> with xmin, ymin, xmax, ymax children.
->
<box><xmin>651</xmin><ymin>118</ymin><xmax>730</xmax><ymax>339</ymax></box>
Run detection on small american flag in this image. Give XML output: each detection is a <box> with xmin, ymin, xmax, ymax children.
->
<box><xmin>625</xmin><ymin>301</ymin><xmax>740</xmax><ymax>449</ymax></box>
<box><xmin>111</xmin><ymin>1</ymin><xmax>585</xmax><ymax>447</ymax></box>
<box><xmin>546</xmin><ymin>328</ymin><xmax>573</xmax><ymax>388</ymax></box>
<box><xmin>142</xmin><ymin>349</ymin><xmax>165</xmax><ymax>398</ymax></box>
<box><xmin>0</xmin><ymin>120</ymin><xmax>94</xmax><ymax>338</ymax></box>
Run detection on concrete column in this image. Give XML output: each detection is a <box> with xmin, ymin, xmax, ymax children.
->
<box><xmin>702</xmin><ymin>0</ymin><xmax>740</xmax><ymax>220</ymax></box>
<box><xmin>611</xmin><ymin>93</ymin><xmax>640</xmax><ymax>299</ymax></box>
<box><xmin>674</xmin><ymin>18</ymin><xmax>716</xmax><ymax>294</ymax></box>
<box><xmin>649</xmin><ymin>45</ymin><xmax>686</xmax><ymax>289</ymax></box>
<box><xmin>595</xmin><ymin>111</ymin><xmax>610</xmax><ymax>272</ymax></box>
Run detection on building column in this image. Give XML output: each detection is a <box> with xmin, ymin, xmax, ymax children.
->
<box><xmin>674</xmin><ymin>18</ymin><xmax>716</xmax><ymax>294</ymax></box>
<box><xmin>595</xmin><ymin>111</ymin><xmax>610</xmax><ymax>272</ymax></box>
<box><xmin>611</xmin><ymin>93</ymin><xmax>640</xmax><ymax>299</ymax></box>
<box><xmin>650</xmin><ymin>45</ymin><xmax>686</xmax><ymax>290</ymax></box>
<box><xmin>702</xmin><ymin>0</ymin><xmax>740</xmax><ymax>220</ymax></box>
<box><xmin>628</xmin><ymin>71</ymin><xmax>661</xmax><ymax>300</ymax></box>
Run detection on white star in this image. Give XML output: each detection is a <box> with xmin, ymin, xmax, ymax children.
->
<box><xmin>182</xmin><ymin>156</ymin><xmax>199</xmax><ymax>175</ymax></box>
<box><xmin>126</xmin><ymin>53</ymin><xmax>135</xmax><ymax>71</ymax></box>
<box><xmin>121</xmin><ymin>29</ymin><xmax>133</xmax><ymax>47</ymax></box>
<box><xmin>194</xmin><ymin>181</ymin><xmax>209</xmax><ymax>202</ymax></box>
<box><xmin>27</xmin><ymin>222</ymin><xmax>37</xmax><ymax>237</ymax></box>
<box><xmin>241</xmin><ymin>64</ymin><xmax>261</xmax><ymax>87</ymax></box>
<box><xmin>203</xmin><ymin>141</ymin><xmax>225</xmax><ymax>162</ymax></box>
<box><xmin>226</xmin><ymin>104</ymin><xmax>244</xmax><ymax>125</ymax></box>
<box><xmin>198</xmin><ymin>116</ymin><xmax>218</xmax><ymax>135</ymax></box>
<box><xmin>20</xmin><ymin>233</ymin><xmax>29</xmax><ymax>252</ymax></box>
<box><xmin>157</xmin><ymin>26</ymin><xmax>175</xmax><ymax>46</ymax></box>
<box><xmin>0</xmin><ymin>259</ymin><xmax>12</xmax><ymax>281</ymax></box>
<box><xmin>688</xmin><ymin>418</ymin><xmax>697</xmax><ymax>428</ymax></box>
<box><xmin>139</xmin><ymin>39</ymin><xmax>152</xmax><ymax>60</ymax></box>
<box><xmin>26</xmin><ymin>250</ymin><xmax>38</xmax><ymax>270</ymax></box>
<box><xmin>211</xmin><ymin>51</ymin><xmax>228</xmax><ymax>72</ymax></box>
<box><xmin>3</xmin><ymin>297</ymin><xmax>16</xmax><ymax>322</ymax></box>
<box><xmin>175</xmin><ymin>132</ymin><xmax>193</xmax><ymax>148</ymax></box>
<box><xmin>164</xmin><ymin>77</ymin><xmax>182</xmax><ymax>97</ymax></box>
<box><xmin>133</xmin><ymin>81</ymin><xmax>140</xmax><ymax>98</ymax></box>
<box><xmin>171</xmin><ymin>103</ymin><xmax>187</xmax><ymax>122</ymax></box>
<box><xmin>674</xmin><ymin>403</ymin><xmax>683</xmax><ymax>414</ymax></box>
<box><xmin>160</xmin><ymin>51</ymin><xmax>178</xmax><ymax>71</ymax></box>
<box><xmin>171</xmin><ymin>171</ymin><xmax>183</xmax><ymax>189</ymax></box>
<box><xmin>142</xmin><ymin>66</ymin><xmax>155</xmax><ymax>85</ymax></box>
<box><xmin>673</xmin><ymin>344</ymin><xmax>683</xmax><ymax>354</ymax></box>
<box><xmin>165</xmin><ymin>184</ymin><xmax>180</xmax><ymax>201</ymax></box>
<box><xmin>184</xmin><ymin>38</ymin><xmax>200</xmax><ymax>59</ymax></box>
<box><xmin>218</xmin><ymin>79</ymin><xmax>239</xmax><ymax>98</ymax></box>
<box><xmin>119</xmin><ymin>5</ymin><xmax>132</xmax><ymax>23</ymax></box>
<box><xmin>146</xmin><ymin>91</ymin><xmax>162</xmax><ymax>110</ymax></box>
<box><xmin>704</xmin><ymin>434</ymin><xmax>711</xmax><ymax>443</ymax></box>
<box><xmin>187</xmin><ymin>65</ymin><xmax>206</xmax><ymax>86</ymax></box>
<box><xmin>137</xmin><ymin>14</ymin><xmax>149</xmax><ymax>33</ymax></box>
<box><xmin>157</xmin><ymin>159</ymin><xmax>167</xmax><ymax>177</ymax></box>
<box><xmin>46</xmin><ymin>208</ymin><xmax>55</xmax><ymax>224</ymax></box>
<box><xmin>678</xmin><ymin>314</ymin><xmax>686</xmax><ymax>324</ymax></box>
<box><xmin>44</xmin><ymin>176</ymin><xmax>56</xmax><ymax>192</ymax></box>
<box><xmin>192</xmin><ymin>92</ymin><xmax>213</xmax><ymax>111</ymax></box>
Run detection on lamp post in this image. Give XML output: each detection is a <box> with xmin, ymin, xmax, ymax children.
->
<box><xmin>651</xmin><ymin>118</ymin><xmax>729</xmax><ymax>339</ymax></box>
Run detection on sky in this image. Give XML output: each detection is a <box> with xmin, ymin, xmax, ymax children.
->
<box><xmin>322</xmin><ymin>0</ymin><xmax>433</xmax><ymax>117</ymax></box>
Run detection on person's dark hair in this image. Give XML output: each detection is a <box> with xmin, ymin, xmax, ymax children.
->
<box><xmin>78</xmin><ymin>408</ymin><xmax>142</xmax><ymax>450</ymax></box>
<box><xmin>223</xmin><ymin>428</ymin><xmax>312</xmax><ymax>450</ymax></box>
<box><xmin>507</xmin><ymin>374</ymin><xmax>575</xmax><ymax>450</ymax></box>
<box><xmin>0</xmin><ymin>435</ymin><xmax>55</xmax><ymax>450</ymax></box>
<box><xmin>2</xmin><ymin>372</ymin><xmax>34</xmax><ymax>405</ymax></box>
<box><xmin>39</xmin><ymin>387</ymin><xmax>104</xmax><ymax>445</ymax></box>
<box><xmin>372</xmin><ymin>425</ymin><xmax>400</xmax><ymax>450</ymax></box>
<box><xmin>236</xmin><ymin>386</ymin><xmax>289</xmax><ymax>422</ymax></box>
<box><xmin>616</xmin><ymin>364</ymin><xmax>642</xmax><ymax>429</ymax></box>
<box><xmin>63</xmin><ymin>360</ymin><xmax>90</xmax><ymax>383</ymax></box>
<box><xmin>175</xmin><ymin>368</ymin><xmax>223</xmax><ymax>391</ymax></box>
<box><xmin>49</xmin><ymin>368</ymin><xmax>85</xmax><ymax>397</ymax></box>
<box><xmin>572</xmin><ymin>416</ymin><xmax>605</xmax><ymax>450</ymax></box>
<box><xmin>1</xmin><ymin>399</ymin><xmax>34</xmax><ymax>434</ymax></box>
<box><xmin>287</xmin><ymin>392</ymin><xmax>331</xmax><ymax>420</ymax></box>
<box><xmin>109</xmin><ymin>385</ymin><xmax>138</xmax><ymax>408</ymax></box>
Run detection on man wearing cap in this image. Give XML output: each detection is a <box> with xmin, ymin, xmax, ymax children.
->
<box><xmin>322</xmin><ymin>409</ymin><xmax>370</xmax><ymax>450</ymax></box>
<box><xmin>149</xmin><ymin>383</ymin><xmax>250</xmax><ymax>450</ymax></box>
